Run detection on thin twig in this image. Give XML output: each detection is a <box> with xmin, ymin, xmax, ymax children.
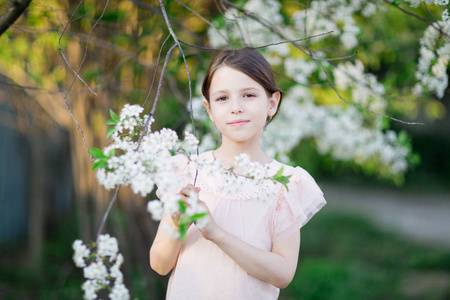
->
<box><xmin>324</xmin><ymin>39</ymin><xmax>361</xmax><ymax>61</ymax></box>
<box><xmin>58</xmin><ymin>0</ymin><xmax>96</xmax><ymax>94</ymax></box>
<box><xmin>174</xmin><ymin>0</ymin><xmax>232</xmax><ymax>49</ymax></box>
<box><xmin>214</xmin><ymin>0</ymin><xmax>234</xmax><ymax>21</ymax></box>
<box><xmin>59</xmin><ymin>0</ymin><xmax>110</xmax><ymax>155</ymax></box>
<box><xmin>383</xmin><ymin>0</ymin><xmax>450</xmax><ymax>39</ymax></box>
<box><xmin>304</xmin><ymin>0</ymin><xmax>311</xmax><ymax>49</ymax></box>
<box><xmin>252</xmin><ymin>31</ymin><xmax>333</xmax><ymax>49</ymax></box>
<box><xmin>158</xmin><ymin>0</ymin><xmax>195</xmax><ymax>134</ymax></box>
<box><xmin>143</xmin><ymin>34</ymin><xmax>171</xmax><ymax>108</ymax></box>
<box><xmin>57</xmin><ymin>0</ymin><xmax>89</xmax><ymax>154</ymax></box>
<box><xmin>423</xmin><ymin>2</ymin><xmax>449</xmax><ymax>42</ymax></box>
<box><xmin>96</xmin><ymin>185</ymin><xmax>121</xmax><ymax>242</ymax></box>
<box><xmin>137</xmin><ymin>43</ymin><xmax>178</xmax><ymax>150</ymax></box>
<box><xmin>66</xmin><ymin>0</ymin><xmax>110</xmax><ymax>98</ymax></box>
<box><xmin>314</xmin><ymin>53</ymin><xmax>425</xmax><ymax>125</ymax></box>
<box><xmin>158</xmin><ymin>0</ymin><xmax>199</xmax><ymax>184</ymax></box>
<box><xmin>178</xmin><ymin>39</ymin><xmax>224</xmax><ymax>51</ymax></box>
<box><xmin>150</xmin><ymin>44</ymin><xmax>178</xmax><ymax>116</ymax></box>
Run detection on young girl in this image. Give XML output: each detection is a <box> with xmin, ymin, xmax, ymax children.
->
<box><xmin>150</xmin><ymin>47</ymin><xmax>326</xmax><ymax>299</ymax></box>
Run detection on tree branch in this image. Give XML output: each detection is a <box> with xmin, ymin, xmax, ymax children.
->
<box><xmin>383</xmin><ymin>0</ymin><xmax>450</xmax><ymax>39</ymax></box>
<box><xmin>0</xmin><ymin>0</ymin><xmax>32</xmax><ymax>36</ymax></box>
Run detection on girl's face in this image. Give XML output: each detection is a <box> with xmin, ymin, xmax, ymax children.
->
<box><xmin>203</xmin><ymin>66</ymin><xmax>280</xmax><ymax>145</ymax></box>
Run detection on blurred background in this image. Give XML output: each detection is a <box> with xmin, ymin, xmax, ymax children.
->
<box><xmin>0</xmin><ymin>0</ymin><xmax>449</xmax><ymax>299</ymax></box>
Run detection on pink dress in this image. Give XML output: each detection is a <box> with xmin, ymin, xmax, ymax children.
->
<box><xmin>165</xmin><ymin>151</ymin><xmax>326</xmax><ymax>300</ymax></box>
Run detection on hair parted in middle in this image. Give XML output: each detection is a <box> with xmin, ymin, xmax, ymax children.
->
<box><xmin>201</xmin><ymin>47</ymin><xmax>283</xmax><ymax>124</ymax></box>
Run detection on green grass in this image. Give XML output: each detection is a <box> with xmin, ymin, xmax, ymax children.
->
<box><xmin>1</xmin><ymin>210</ymin><xmax>449</xmax><ymax>299</ymax></box>
<box><xmin>281</xmin><ymin>211</ymin><xmax>450</xmax><ymax>300</ymax></box>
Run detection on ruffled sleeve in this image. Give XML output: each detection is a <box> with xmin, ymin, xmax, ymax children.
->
<box><xmin>272</xmin><ymin>166</ymin><xmax>326</xmax><ymax>242</ymax></box>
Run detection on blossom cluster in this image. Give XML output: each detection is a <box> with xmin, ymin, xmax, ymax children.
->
<box><xmin>93</xmin><ymin>105</ymin><xmax>288</xmax><ymax>238</ymax></box>
<box><xmin>73</xmin><ymin>234</ymin><xmax>130</xmax><ymax>300</ymax></box>
<box><xmin>188</xmin><ymin>152</ymin><xmax>285</xmax><ymax>202</ymax></box>
<box><xmin>413</xmin><ymin>21</ymin><xmax>450</xmax><ymax>98</ymax></box>
<box><xmin>264</xmin><ymin>86</ymin><xmax>409</xmax><ymax>175</ymax></box>
<box><xmin>333</xmin><ymin>60</ymin><xmax>386</xmax><ymax>112</ymax></box>
<box><xmin>92</xmin><ymin>105</ymin><xmax>209</xmax><ymax>229</ymax></box>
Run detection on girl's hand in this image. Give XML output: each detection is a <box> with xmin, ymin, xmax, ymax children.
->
<box><xmin>171</xmin><ymin>184</ymin><xmax>201</xmax><ymax>227</ymax></box>
<box><xmin>195</xmin><ymin>199</ymin><xmax>222</xmax><ymax>242</ymax></box>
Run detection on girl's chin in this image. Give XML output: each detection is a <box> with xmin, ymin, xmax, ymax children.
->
<box><xmin>221</xmin><ymin>133</ymin><xmax>261</xmax><ymax>144</ymax></box>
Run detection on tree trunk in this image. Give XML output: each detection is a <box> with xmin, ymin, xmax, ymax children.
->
<box><xmin>26</xmin><ymin>127</ymin><xmax>46</xmax><ymax>270</ymax></box>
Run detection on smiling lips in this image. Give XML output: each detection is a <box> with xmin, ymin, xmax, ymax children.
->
<box><xmin>227</xmin><ymin>120</ymin><xmax>249</xmax><ymax>127</ymax></box>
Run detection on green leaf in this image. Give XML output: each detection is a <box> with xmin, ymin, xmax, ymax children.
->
<box><xmin>107</xmin><ymin>149</ymin><xmax>115</xmax><ymax>158</ymax></box>
<box><xmin>274</xmin><ymin>176</ymin><xmax>291</xmax><ymax>191</ymax></box>
<box><xmin>110</xmin><ymin>109</ymin><xmax>120</xmax><ymax>122</ymax></box>
<box><xmin>105</xmin><ymin>119</ymin><xmax>117</xmax><ymax>125</ymax></box>
<box><xmin>179</xmin><ymin>223</ymin><xmax>187</xmax><ymax>241</ymax></box>
<box><xmin>391</xmin><ymin>0</ymin><xmax>403</xmax><ymax>6</ymax></box>
<box><xmin>92</xmin><ymin>160</ymin><xmax>108</xmax><ymax>170</ymax></box>
<box><xmin>89</xmin><ymin>148</ymin><xmax>107</xmax><ymax>159</ymax></box>
<box><xmin>106</xmin><ymin>126</ymin><xmax>116</xmax><ymax>138</ymax></box>
<box><xmin>178</xmin><ymin>201</ymin><xmax>187</xmax><ymax>214</ymax></box>
<box><xmin>272</xmin><ymin>166</ymin><xmax>291</xmax><ymax>191</ymax></box>
<box><xmin>273</xmin><ymin>166</ymin><xmax>284</xmax><ymax>178</ymax></box>
<box><xmin>180</xmin><ymin>213</ymin><xmax>208</xmax><ymax>225</ymax></box>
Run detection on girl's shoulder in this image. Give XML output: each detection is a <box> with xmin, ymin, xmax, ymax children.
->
<box><xmin>268</xmin><ymin>159</ymin><xmax>314</xmax><ymax>185</ymax></box>
<box><xmin>269</xmin><ymin>160</ymin><xmax>326</xmax><ymax>235</ymax></box>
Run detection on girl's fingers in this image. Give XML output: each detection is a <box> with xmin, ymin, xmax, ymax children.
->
<box><xmin>179</xmin><ymin>185</ymin><xmax>200</xmax><ymax>198</ymax></box>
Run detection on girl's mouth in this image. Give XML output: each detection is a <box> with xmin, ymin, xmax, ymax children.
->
<box><xmin>227</xmin><ymin>120</ymin><xmax>249</xmax><ymax>127</ymax></box>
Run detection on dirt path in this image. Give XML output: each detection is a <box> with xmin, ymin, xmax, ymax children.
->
<box><xmin>320</xmin><ymin>181</ymin><xmax>450</xmax><ymax>249</ymax></box>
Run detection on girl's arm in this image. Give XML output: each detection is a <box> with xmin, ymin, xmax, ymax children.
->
<box><xmin>149</xmin><ymin>214</ymin><xmax>184</xmax><ymax>275</ymax></box>
<box><xmin>149</xmin><ymin>185</ymin><xmax>196</xmax><ymax>275</ymax></box>
<box><xmin>200</xmin><ymin>212</ymin><xmax>301</xmax><ymax>289</ymax></box>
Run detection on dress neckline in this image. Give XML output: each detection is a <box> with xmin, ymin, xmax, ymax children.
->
<box><xmin>206</xmin><ymin>150</ymin><xmax>276</xmax><ymax>169</ymax></box>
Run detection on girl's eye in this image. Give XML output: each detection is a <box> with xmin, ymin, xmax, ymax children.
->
<box><xmin>243</xmin><ymin>93</ymin><xmax>255</xmax><ymax>98</ymax></box>
<box><xmin>216</xmin><ymin>96</ymin><xmax>228</xmax><ymax>102</ymax></box>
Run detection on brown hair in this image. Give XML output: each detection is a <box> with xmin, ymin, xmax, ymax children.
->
<box><xmin>201</xmin><ymin>47</ymin><xmax>283</xmax><ymax>124</ymax></box>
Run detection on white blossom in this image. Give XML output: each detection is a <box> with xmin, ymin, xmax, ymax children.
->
<box><xmin>74</xmin><ymin>235</ymin><xmax>128</xmax><ymax>300</ymax></box>
<box><xmin>120</xmin><ymin>104</ymin><xmax>143</xmax><ymax>121</ymax></box>
<box><xmin>73</xmin><ymin>240</ymin><xmax>90</xmax><ymax>268</ymax></box>
<box><xmin>415</xmin><ymin>21</ymin><xmax>450</xmax><ymax>98</ymax></box>
<box><xmin>162</xmin><ymin>222</ymin><xmax>180</xmax><ymax>239</ymax></box>
<box><xmin>195</xmin><ymin>214</ymin><xmax>210</xmax><ymax>229</ymax></box>
<box><xmin>435</xmin><ymin>0</ymin><xmax>449</xmax><ymax>5</ymax></box>
<box><xmin>442</xmin><ymin>9</ymin><xmax>449</xmax><ymax>23</ymax></box>
<box><xmin>83</xmin><ymin>260</ymin><xmax>109</xmax><ymax>281</ymax></box>
<box><xmin>109</xmin><ymin>282</ymin><xmax>130</xmax><ymax>300</ymax></box>
<box><xmin>97</xmin><ymin>234</ymin><xmax>119</xmax><ymax>262</ymax></box>
<box><xmin>82</xmin><ymin>280</ymin><xmax>102</xmax><ymax>300</ymax></box>
<box><xmin>184</xmin><ymin>131</ymin><xmax>200</xmax><ymax>150</ymax></box>
<box><xmin>284</xmin><ymin>58</ymin><xmax>317</xmax><ymax>84</ymax></box>
<box><xmin>147</xmin><ymin>200</ymin><xmax>164</xmax><ymax>220</ymax></box>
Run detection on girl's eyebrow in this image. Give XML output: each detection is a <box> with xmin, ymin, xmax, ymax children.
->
<box><xmin>211</xmin><ymin>87</ymin><xmax>260</xmax><ymax>97</ymax></box>
<box><xmin>211</xmin><ymin>89</ymin><xmax>229</xmax><ymax>97</ymax></box>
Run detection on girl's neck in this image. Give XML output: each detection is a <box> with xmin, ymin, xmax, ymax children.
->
<box><xmin>213</xmin><ymin>139</ymin><xmax>272</xmax><ymax>168</ymax></box>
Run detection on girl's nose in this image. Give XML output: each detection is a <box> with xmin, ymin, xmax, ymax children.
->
<box><xmin>230</xmin><ymin>97</ymin><xmax>243</xmax><ymax>114</ymax></box>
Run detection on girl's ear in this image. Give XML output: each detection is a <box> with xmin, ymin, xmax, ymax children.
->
<box><xmin>202</xmin><ymin>98</ymin><xmax>210</xmax><ymax>112</ymax></box>
<box><xmin>268</xmin><ymin>91</ymin><xmax>281</xmax><ymax>116</ymax></box>
<box><xmin>202</xmin><ymin>98</ymin><xmax>214</xmax><ymax>123</ymax></box>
